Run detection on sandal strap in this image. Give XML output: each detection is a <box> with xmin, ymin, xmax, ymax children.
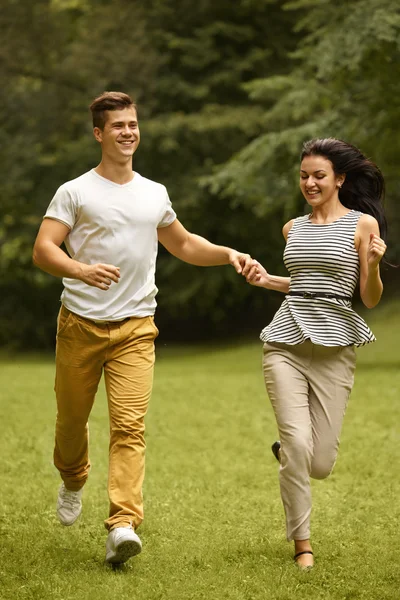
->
<box><xmin>294</xmin><ymin>550</ymin><xmax>314</xmax><ymax>560</ymax></box>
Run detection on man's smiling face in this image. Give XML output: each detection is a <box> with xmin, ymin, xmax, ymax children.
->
<box><xmin>94</xmin><ymin>107</ymin><xmax>140</xmax><ymax>163</ymax></box>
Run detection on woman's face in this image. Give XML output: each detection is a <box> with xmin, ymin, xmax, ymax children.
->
<box><xmin>299</xmin><ymin>155</ymin><xmax>344</xmax><ymax>208</ymax></box>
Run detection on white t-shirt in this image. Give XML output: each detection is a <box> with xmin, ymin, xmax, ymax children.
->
<box><xmin>44</xmin><ymin>169</ymin><xmax>177</xmax><ymax>320</ymax></box>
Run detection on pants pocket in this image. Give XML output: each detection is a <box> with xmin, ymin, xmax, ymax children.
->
<box><xmin>57</xmin><ymin>306</ymin><xmax>74</xmax><ymax>337</ymax></box>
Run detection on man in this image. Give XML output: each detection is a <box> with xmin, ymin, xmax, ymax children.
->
<box><xmin>33</xmin><ymin>91</ymin><xmax>252</xmax><ymax>565</ymax></box>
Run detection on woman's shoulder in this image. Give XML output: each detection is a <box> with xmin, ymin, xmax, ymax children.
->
<box><xmin>282</xmin><ymin>214</ymin><xmax>308</xmax><ymax>239</ymax></box>
<box><xmin>282</xmin><ymin>218</ymin><xmax>295</xmax><ymax>239</ymax></box>
<box><xmin>356</xmin><ymin>212</ymin><xmax>380</xmax><ymax>237</ymax></box>
<box><xmin>357</xmin><ymin>212</ymin><xmax>378</xmax><ymax>225</ymax></box>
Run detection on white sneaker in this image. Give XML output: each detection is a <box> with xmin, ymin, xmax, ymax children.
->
<box><xmin>56</xmin><ymin>482</ymin><xmax>83</xmax><ymax>526</ymax></box>
<box><xmin>105</xmin><ymin>526</ymin><xmax>142</xmax><ymax>564</ymax></box>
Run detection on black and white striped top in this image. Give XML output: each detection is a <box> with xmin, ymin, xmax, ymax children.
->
<box><xmin>260</xmin><ymin>210</ymin><xmax>375</xmax><ymax>347</ymax></box>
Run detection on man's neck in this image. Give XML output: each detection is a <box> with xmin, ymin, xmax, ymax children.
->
<box><xmin>94</xmin><ymin>159</ymin><xmax>135</xmax><ymax>185</ymax></box>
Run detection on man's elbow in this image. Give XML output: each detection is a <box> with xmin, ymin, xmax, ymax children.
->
<box><xmin>32</xmin><ymin>245</ymin><xmax>39</xmax><ymax>267</ymax></box>
<box><xmin>166</xmin><ymin>236</ymin><xmax>192</xmax><ymax>261</ymax></box>
<box><xmin>32</xmin><ymin>243</ymin><xmax>45</xmax><ymax>269</ymax></box>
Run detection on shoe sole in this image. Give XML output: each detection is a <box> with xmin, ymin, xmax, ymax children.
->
<box><xmin>105</xmin><ymin>539</ymin><xmax>142</xmax><ymax>564</ymax></box>
<box><xmin>57</xmin><ymin>516</ymin><xmax>80</xmax><ymax>526</ymax></box>
<box><xmin>57</xmin><ymin>509</ymin><xmax>82</xmax><ymax>526</ymax></box>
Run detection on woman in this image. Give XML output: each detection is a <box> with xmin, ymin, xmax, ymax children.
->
<box><xmin>245</xmin><ymin>138</ymin><xmax>387</xmax><ymax>570</ymax></box>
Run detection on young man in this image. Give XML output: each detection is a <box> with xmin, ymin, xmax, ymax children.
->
<box><xmin>33</xmin><ymin>91</ymin><xmax>252</xmax><ymax>565</ymax></box>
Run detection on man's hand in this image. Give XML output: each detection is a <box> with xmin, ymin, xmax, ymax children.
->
<box><xmin>33</xmin><ymin>219</ymin><xmax>121</xmax><ymax>288</ymax></box>
<box><xmin>78</xmin><ymin>263</ymin><xmax>120</xmax><ymax>290</ymax></box>
<box><xmin>229</xmin><ymin>250</ymin><xmax>253</xmax><ymax>275</ymax></box>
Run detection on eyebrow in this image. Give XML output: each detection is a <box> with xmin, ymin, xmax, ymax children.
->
<box><xmin>110</xmin><ymin>120</ymin><xmax>138</xmax><ymax>126</ymax></box>
<box><xmin>300</xmin><ymin>169</ymin><xmax>326</xmax><ymax>174</ymax></box>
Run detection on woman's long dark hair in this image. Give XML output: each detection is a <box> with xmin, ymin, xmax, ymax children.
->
<box><xmin>301</xmin><ymin>138</ymin><xmax>388</xmax><ymax>241</ymax></box>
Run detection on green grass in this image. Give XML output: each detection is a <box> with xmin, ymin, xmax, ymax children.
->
<box><xmin>0</xmin><ymin>302</ymin><xmax>399</xmax><ymax>599</ymax></box>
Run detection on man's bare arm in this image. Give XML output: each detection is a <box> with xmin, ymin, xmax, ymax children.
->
<box><xmin>157</xmin><ymin>219</ymin><xmax>252</xmax><ymax>274</ymax></box>
<box><xmin>33</xmin><ymin>218</ymin><xmax>120</xmax><ymax>290</ymax></box>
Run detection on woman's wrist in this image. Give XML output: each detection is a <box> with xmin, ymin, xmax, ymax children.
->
<box><xmin>263</xmin><ymin>274</ymin><xmax>273</xmax><ymax>289</ymax></box>
<box><xmin>263</xmin><ymin>274</ymin><xmax>290</xmax><ymax>293</ymax></box>
<box><xmin>367</xmin><ymin>263</ymin><xmax>380</xmax><ymax>276</ymax></box>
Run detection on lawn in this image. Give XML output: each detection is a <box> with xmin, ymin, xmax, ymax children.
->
<box><xmin>0</xmin><ymin>301</ymin><xmax>399</xmax><ymax>599</ymax></box>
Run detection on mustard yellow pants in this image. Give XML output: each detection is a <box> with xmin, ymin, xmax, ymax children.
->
<box><xmin>54</xmin><ymin>305</ymin><xmax>158</xmax><ymax>531</ymax></box>
<box><xmin>262</xmin><ymin>341</ymin><xmax>356</xmax><ymax>541</ymax></box>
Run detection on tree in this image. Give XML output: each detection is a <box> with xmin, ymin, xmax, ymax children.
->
<box><xmin>1</xmin><ymin>0</ymin><xmax>302</xmax><ymax>348</ymax></box>
<box><xmin>206</xmin><ymin>0</ymin><xmax>400</xmax><ymax>263</ymax></box>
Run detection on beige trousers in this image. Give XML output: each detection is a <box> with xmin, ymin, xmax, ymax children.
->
<box><xmin>262</xmin><ymin>341</ymin><xmax>356</xmax><ymax>541</ymax></box>
<box><xmin>54</xmin><ymin>305</ymin><xmax>158</xmax><ymax>531</ymax></box>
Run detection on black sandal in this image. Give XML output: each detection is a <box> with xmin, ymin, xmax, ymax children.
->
<box><xmin>271</xmin><ymin>441</ymin><xmax>281</xmax><ymax>463</ymax></box>
<box><xmin>294</xmin><ymin>550</ymin><xmax>314</xmax><ymax>570</ymax></box>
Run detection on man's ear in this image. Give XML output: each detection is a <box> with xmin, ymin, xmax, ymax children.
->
<box><xmin>93</xmin><ymin>127</ymin><xmax>103</xmax><ymax>143</ymax></box>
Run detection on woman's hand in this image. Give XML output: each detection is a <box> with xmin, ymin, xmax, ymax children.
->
<box><xmin>367</xmin><ymin>233</ymin><xmax>387</xmax><ymax>270</ymax></box>
<box><xmin>244</xmin><ymin>260</ymin><xmax>270</xmax><ymax>287</ymax></box>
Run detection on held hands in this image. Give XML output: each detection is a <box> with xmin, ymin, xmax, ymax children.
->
<box><xmin>78</xmin><ymin>263</ymin><xmax>120</xmax><ymax>290</ymax></box>
<box><xmin>243</xmin><ymin>259</ymin><xmax>269</xmax><ymax>287</ymax></box>
<box><xmin>367</xmin><ymin>233</ymin><xmax>386</xmax><ymax>270</ymax></box>
<box><xmin>228</xmin><ymin>250</ymin><xmax>253</xmax><ymax>274</ymax></box>
<box><xmin>228</xmin><ymin>251</ymin><xmax>269</xmax><ymax>287</ymax></box>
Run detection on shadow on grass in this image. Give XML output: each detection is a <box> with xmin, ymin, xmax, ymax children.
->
<box><xmin>44</xmin><ymin>540</ymin><xmax>140</xmax><ymax>574</ymax></box>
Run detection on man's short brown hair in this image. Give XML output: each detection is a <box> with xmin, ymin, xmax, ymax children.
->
<box><xmin>89</xmin><ymin>91</ymin><xmax>137</xmax><ymax>129</ymax></box>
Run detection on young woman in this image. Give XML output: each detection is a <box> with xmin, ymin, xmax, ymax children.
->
<box><xmin>245</xmin><ymin>138</ymin><xmax>387</xmax><ymax>570</ymax></box>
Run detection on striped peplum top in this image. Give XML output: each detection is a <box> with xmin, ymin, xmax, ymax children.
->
<box><xmin>260</xmin><ymin>210</ymin><xmax>375</xmax><ymax>347</ymax></box>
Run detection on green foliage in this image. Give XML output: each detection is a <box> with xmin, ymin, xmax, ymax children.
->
<box><xmin>0</xmin><ymin>0</ymin><xmax>301</xmax><ymax>349</ymax></box>
<box><xmin>207</xmin><ymin>0</ymin><xmax>400</xmax><ymax>253</ymax></box>
<box><xmin>0</xmin><ymin>0</ymin><xmax>399</xmax><ymax>349</ymax></box>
